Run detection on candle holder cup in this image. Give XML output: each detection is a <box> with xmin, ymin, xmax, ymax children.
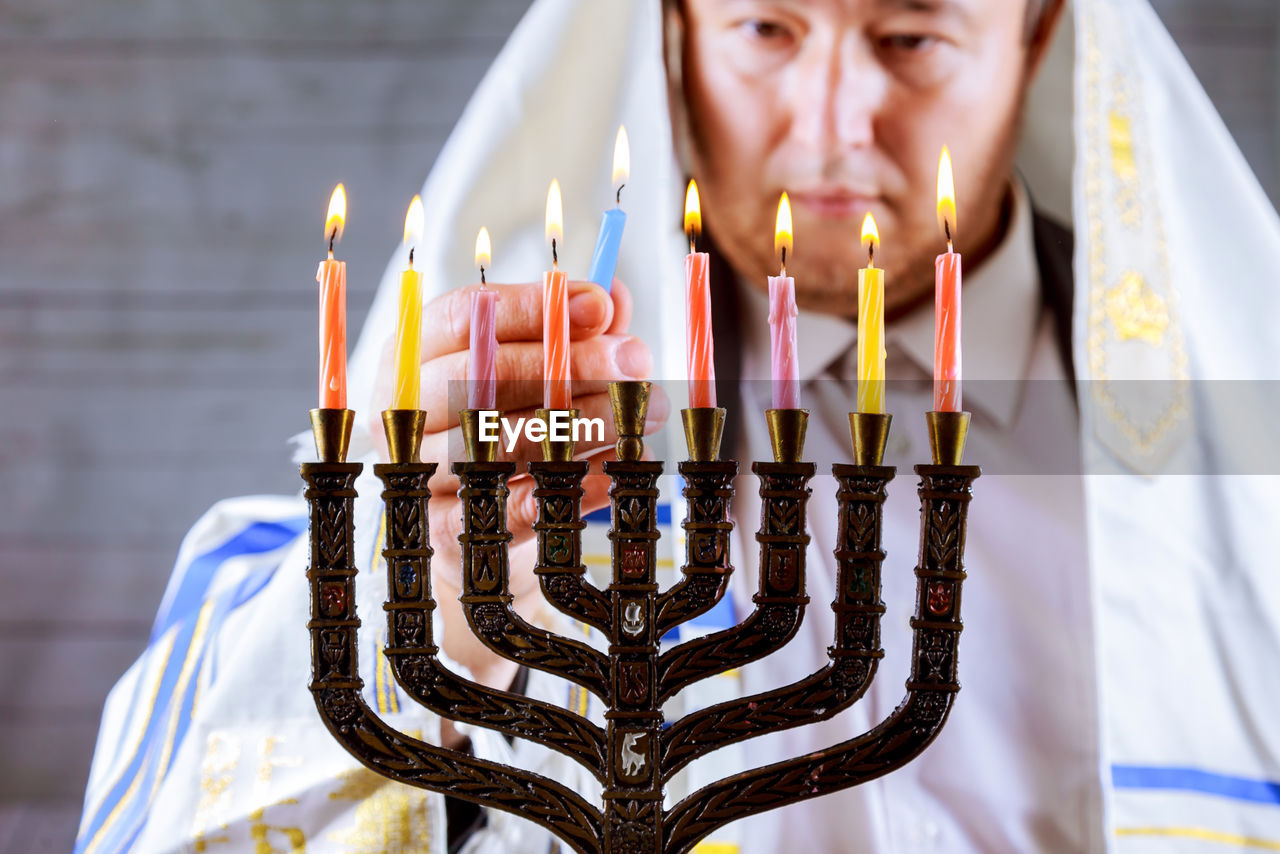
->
<box><xmin>303</xmin><ymin>384</ymin><xmax>979</xmax><ymax>853</ymax></box>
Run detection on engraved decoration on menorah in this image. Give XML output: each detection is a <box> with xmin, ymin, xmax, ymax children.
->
<box><xmin>303</xmin><ymin>383</ymin><xmax>979</xmax><ymax>854</ymax></box>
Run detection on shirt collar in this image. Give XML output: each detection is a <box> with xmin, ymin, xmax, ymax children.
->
<box><xmin>736</xmin><ymin>180</ymin><xmax>1041</xmax><ymax>428</ymax></box>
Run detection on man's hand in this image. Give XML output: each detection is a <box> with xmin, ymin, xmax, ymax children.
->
<box><xmin>397</xmin><ymin>279</ymin><xmax>666</xmax><ymax>688</ymax></box>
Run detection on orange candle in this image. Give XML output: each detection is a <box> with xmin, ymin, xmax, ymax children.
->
<box><xmin>684</xmin><ymin>180</ymin><xmax>716</xmax><ymax>408</ymax></box>
<box><xmin>934</xmin><ymin>147</ymin><xmax>962</xmax><ymax>412</ymax></box>
<box><xmin>317</xmin><ymin>184</ymin><xmax>347</xmax><ymax>410</ymax></box>
<box><xmin>543</xmin><ymin>180</ymin><xmax>571</xmax><ymax>410</ymax></box>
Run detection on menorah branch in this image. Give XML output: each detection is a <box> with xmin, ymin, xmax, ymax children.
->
<box><xmin>660</xmin><ymin>464</ymin><xmax>891</xmax><ymax>777</ymax></box>
<box><xmin>375</xmin><ymin>462</ymin><xmax>608</xmax><ymax>778</ymax></box>
<box><xmin>662</xmin><ymin>464</ymin><xmax>978</xmax><ymax>853</ymax></box>
<box><xmin>653</xmin><ymin>461</ymin><xmax>737</xmax><ymax>636</ymax></box>
<box><xmin>303</xmin><ymin>460</ymin><xmax>603</xmax><ymax>854</ymax></box>
<box><xmin>454</xmin><ymin>460</ymin><xmax>611</xmax><ymax>700</ymax></box>
<box><xmin>531</xmin><ymin>460</ymin><xmax>612</xmax><ymax>633</ymax></box>
<box><xmin>656</xmin><ymin>462</ymin><xmax>814</xmax><ymax>703</ymax></box>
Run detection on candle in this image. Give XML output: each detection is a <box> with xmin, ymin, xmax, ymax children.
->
<box><xmin>317</xmin><ymin>184</ymin><xmax>347</xmax><ymax>410</ymax></box>
<box><xmin>469</xmin><ymin>227</ymin><xmax>498</xmax><ymax>411</ymax></box>
<box><xmin>392</xmin><ymin>195</ymin><xmax>424</xmax><ymax>410</ymax></box>
<box><xmin>934</xmin><ymin>147</ymin><xmax>963</xmax><ymax>412</ymax></box>
<box><xmin>544</xmin><ymin>179</ymin><xmax>572</xmax><ymax>410</ymax></box>
<box><xmin>768</xmin><ymin>192</ymin><xmax>800</xmax><ymax>410</ymax></box>
<box><xmin>587</xmin><ymin>126</ymin><xmax>629</xmax><ymax>293</ymax></box>
<box><xmin>684</xmin><ymin>180</ymin><xmax>716</xmax><ymax>408</ymax></box>
<box><xmin>857</xmin><ymin>213</ymin><xmax>885</xmax><ymax>414</ymax></box>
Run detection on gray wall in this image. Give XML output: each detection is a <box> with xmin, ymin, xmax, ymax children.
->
<box><xmin>0</xmin><ymin>0</ymin><xmax>1275</xmax><ymax>849</ymax></box>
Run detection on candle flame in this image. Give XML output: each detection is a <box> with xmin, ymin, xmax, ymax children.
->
<box><xmin>861</xmin><ymin>212</ymin><xmax>879</xmax><ymax>260</ymax></box>
<box><xmin>325</xmin><ymin>184</ymin><xmax>346</xmax><ymax>245</ymax></box>
<box><xmin>545</xmin><ymin>178</ymin><xmax>563</xmax><ymax>255</ymax></box>
<box><xmin>684</xmin><ymin>179</ymin><xmax>702</xmax><ymax>241</ymax></box>
<box><xmin>612</xmin><ymin>126</ymin><xmax>630</xmax><ymax>190</ymax></box>
<box><xmin>937</xmin><ymin>146</ymin><xmax>956</xmax><ymax>243</ymax></box>
<box><xmin>774</xmin><ymin>192</ymin><xmax>793</xmax><ymax>260</ymax></box>
<box><xmin>475</xmin><ymin>226</ymin><xmax>492</xmax><ymax>271</ymax></box>
<box><xmin>403</xmin><ymin>195</ymin><xmax>424</xmax><ymax>248</ymax></box>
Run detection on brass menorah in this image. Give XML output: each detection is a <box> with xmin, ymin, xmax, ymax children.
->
<box><xmin>302</xmin><ymin>380</ymin><xmax>979</xmax><ymax>854</ymax></box>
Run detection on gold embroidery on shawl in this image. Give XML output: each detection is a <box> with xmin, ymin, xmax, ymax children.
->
<box><xmin>327</xmin><ymin>730</ymin><xmax>433</xmax><ymax>853</ymax></box>
<box><xmin>249</xmin><ymin>801</ymin><xmax>306</xmax><ymax>854</ymax></box>
<box><xmin>1083</xmin><ymin>5</ymin><xmax>1189</xmax><ymax>462</ymax></box>
<box><xmin>1105</xmin><ymin>272</ymin><xmax>1168</xmax><ymax>343</ymax></box>
<box><xmin>193</xmin><ymin>733</ymin><xmax>239</xmax><ymax>850</ymax></box>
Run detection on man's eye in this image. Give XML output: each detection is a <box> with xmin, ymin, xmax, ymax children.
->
<box><xmin>880</xmin><ymin>34</ymin><xmax>938</xmax><ymax>51</ymax></box>
<box><xmin>739</xmin><ymin>19</ymin><xmax>792</xmax><ymax>42</ymax></box>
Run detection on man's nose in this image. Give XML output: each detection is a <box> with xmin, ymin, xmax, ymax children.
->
<box><xmin>789</xmin><ymin>36</ymin><xmax>885</xmax><ymax>151</ymax></box>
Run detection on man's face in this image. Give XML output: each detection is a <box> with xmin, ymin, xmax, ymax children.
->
<box><xmin>680</xmin><ymin>0</ymin><xmax>1039</xmax><ymax>317</ymax></box>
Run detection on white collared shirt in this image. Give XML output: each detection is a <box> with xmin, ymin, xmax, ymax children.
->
<box><xmin>717</xmin><ymin>184</ymin><xmax>1108</xmax><ymax>853</ymax></box>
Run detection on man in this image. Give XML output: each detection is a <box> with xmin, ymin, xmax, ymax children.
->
<box><xmin>77</xmin><ymin>0</ymin><xmax>1280</xmax><ymax>852</ymax></box>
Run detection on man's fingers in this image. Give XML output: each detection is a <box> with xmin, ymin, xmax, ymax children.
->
<box><xmin>419</xmin><ymin>334</ymin><xmax>655</xmax><ymax>433</ymax></box>
<box><xmin>420</xmin><ymin>281</ymin><xmax>614</xmax><ymax>363</ymax></box>
<box><xmin>607</xmin><ymin>279</ymin><xmax>634</xmax><ymax>334</ymax></box>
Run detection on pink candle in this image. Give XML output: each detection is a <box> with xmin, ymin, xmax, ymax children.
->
<box><xmin>768</xmin><ymin>275</ymin><xmax>799</xmax><ymax>409</ymax></box>
<box><xmin>318</xmin><ymin>184</ymin><xmax>347</xmax><ymax>410</ymax></box>
<box><xmin>684</xmin><ymin>180</ymin><xmax>716</xmax><ymax>408</ymax></box>
<box><xmin>543</xmin><ymin>181</ymin><xmax>571</xmax><ymax>410</ymax></box>
<box><xmin>768</xmin><ymin>193</ymin><xmax>799</xmax><ymax>409</ymax></box>
<box><xmin>470</xmin><ymin>228</ymin><xmax>498</xmax><ymax>410</ymax></box>
<box><xmin>934</xmin><ymin>147</ymin><xmax>962</xmax><ymax>412</ymax></box>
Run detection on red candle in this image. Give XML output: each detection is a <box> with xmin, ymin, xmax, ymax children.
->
<box><xmin>934</xmin><ymin>148</ymin><xmax>962</xmax><ymax>412</ymax></box>
<box><xmin>317</xmin><ymin>184</ymin><xmax>347</xmax><ymax>410</ymax></box>
<box><xmin>768</xmin><ymin>192</ymin><xmax>799</xmax><ymax>410</ymax></box>
<box><xmin>684</xmin><ymin>180</ymin><xmax>716</xmax><ymax>408</ymax></box>
<box><xmin>469</xmin><ymin>227</ymin><xmax>498</xmax><ymax>410</ymax></box>
<box><xmin>543</xmin><ymin>180</ymin><xmax>572</xmax><ymax>410</ymax></box>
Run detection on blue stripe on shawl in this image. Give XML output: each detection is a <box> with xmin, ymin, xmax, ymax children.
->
<box><xmin>1113</xmin><ymin>765</ymin><xmax>1280</xmax><ymax>806</ymax></box>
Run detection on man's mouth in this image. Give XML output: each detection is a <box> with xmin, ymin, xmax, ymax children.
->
<box><xmin>788</xmin><ymin>189</ymin><xmax>879</xmax><ymax>219</ymax></box>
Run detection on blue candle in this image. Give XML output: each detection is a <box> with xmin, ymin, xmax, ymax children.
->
<box><xmin>588</xmin><ymin>207</ymin><xmax>626</xmax><ymax>292</ymax></box>
<box><xmin>587</xmin><ymin>126</ymin><xmax>629</xmax><ymax>293</ymax></box>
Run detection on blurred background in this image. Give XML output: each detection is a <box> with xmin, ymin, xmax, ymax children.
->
<box><xmin>0</xmin><ymin>0</ymin><xmax>1276</xmax><ymax>850</ymax></box>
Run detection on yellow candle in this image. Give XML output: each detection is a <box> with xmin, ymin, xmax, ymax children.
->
<box><xmin>393</xmin><ymin>195</ymin><xmax>425</xmax><ymax>410</ymax></box>
<box><xmin>857</xmin><ymin>213</ymin><xmax>885</xmax><ymax>414</ymax></box>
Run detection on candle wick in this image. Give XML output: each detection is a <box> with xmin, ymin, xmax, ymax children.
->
<box><xmin>867</xmin><ymin>242</ymin><xmax>875</xmax><ymax>268</ymax></box>
<box><xmin>947</xmin><ymin>240</ymin><xmax>954</xmax><ymax>254</ymax></box>
<box><xmin>328</xmin><ymin>227</ymin><xmax>337</xmax><ymax>255</ymax></box>
<box><xmin>408</xmin><ymin>246</ymin><xmax>415</xmax><ymax>268</ymax></box>
<box><xmin>551</xmin><ymin>237</ymin><xmax>558</xmax><ymax>267</ymax></box>
<box><xmin>779</xmin><ymin>245</ymin><xmax>787</xmax><ymax>277</ymax></box>
<box><xmin>479</xmin><ymin>265</ymin><xmax>486</xmax><ymax>286</ymax></box>
<box><xmin>944</xmin><ymin>218</ymin><xmax>952</xmax><ymax>245</ymax></box>
<box><xmin>616</xmin><ymin>183</ymin><xmax>625</xmax><ymax>205</ymax></box>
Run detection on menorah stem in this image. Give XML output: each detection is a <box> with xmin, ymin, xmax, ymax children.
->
<box><xmin>660</xmin><ymin>465</ymin><xmax>892</xmax><ymax>777</ymax></box>
<box><xmin>653</xmin><ymin>460</ymin><xmax>737</xmax><ymax>636</ymax></box>
<box><xmin>302</xmin><ymin>461</ymin><xmax>604</xmax><ymax>853</ymax></box>
<box><xmin>531</xmin><ymin>460</ymin><xmax>611</xmax><ymax>632</ymax></box>
<box><xmin>453</xmin><ymin>461</ymin><xmax>610</xmax><ymax>699</ymax></box>
<box><xmin>375</xmin><ymin>461</ymin><xmax>608</xmax><ymax>777</ymax></box>
<box><xmin>656</xmin><ymin>461</ymin><xmax>815</xmax><ymax>703</ymax></box>
<box><xmin>600</xmin><ymin>456</ymin><xmax>666</xmax><ymax>853</ymax></box>
<box><xmin>662</xmin><ymin>464</ymin><xmax>979</xmax><ymax>854</ymax></box>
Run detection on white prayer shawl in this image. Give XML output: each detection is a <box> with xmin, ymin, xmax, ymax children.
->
<box><xmin>77</xmin><ymin>0</ymin><xmax>1280</xmax><ymax>851</ymax></box>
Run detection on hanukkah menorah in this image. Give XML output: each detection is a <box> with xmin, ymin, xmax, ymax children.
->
<box><xmin>303</xmin><ymin>380</ymin><xmax>979</xmax><ymax>854</ymax></box>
